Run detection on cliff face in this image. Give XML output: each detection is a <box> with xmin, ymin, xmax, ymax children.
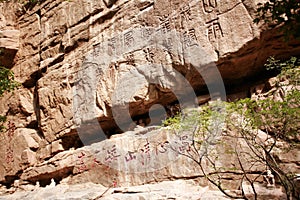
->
<box><xmin>0</xmin><ymin>0</ymin><xmax>299</xmax><ymax>189</ymax></box>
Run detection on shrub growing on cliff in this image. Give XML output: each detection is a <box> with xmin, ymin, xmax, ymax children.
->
<box><xmin>0</xmin><ymin>66</ymin><xmax>19</xmax><ymax>132</ymax></box>
<box><xmin>228</xmin><ymin>91</ymin><xmax>300</xmax><ymax>199</ymax></box>
<box><xmin>254</xmin><ymin>0</ymin><xmax>300</xmax><ymax>39</ymax></box>
<box><xmin>0</xmin><ymin>67</ymin><xmax>18</xmax><ymax>96</ymax></box>
<box><xmin>163</xmin><ymin>57</ymin><xmax>300</xmax><ymax>199</ymax></box>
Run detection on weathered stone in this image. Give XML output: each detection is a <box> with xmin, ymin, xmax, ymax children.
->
<box><xmin>0</xmin><ymin>127</ymin><xmax>42</xmax><ymax>182</ymax></box>
<box><xmin>0</xmin><ymin>30</ymin><xmax>19</xmax><ymax>67</ymax></box>
<box><xmin>0</xmin><ymin>180</ymin><xmax>218</xmax><ymax>200</ymax></box>
<box><xmin>21</xmin><ymin>149</ymin><xmax>37</xmax><ymax>166</ymax></box>
<box><xmin>197</xmin><ymin>94</ymin><xmax>211</xmax><ymax>104</ymax></box>
<box><xmin>51</xmin><ymin>139</ymin><xmax>64</xmax><ymax>154</ymax></box>
<box><xmin>0</xmin><ymin>1</ymin><xmax>299</xmax><ymax>198</ymax></box>
<box><xmin>19</xmin><ymin>93</ymin><xmax>34</xmax><ymax>116</ymax></box>
<box><xmin>16</xmin><ymin>123</ymin><xmax>271</xmax><ymax>191</ymax></box>
<box><xmin>39</xmin><ymin>144</ymin><xmax>52</xmax><ymax>160</ymax></box>
<box><xmin>243</xmin><ymin>182</ymin><xmax>287</xmax><ymax>200</ymax></box>
<box><xmin>17</xmin><ymin>128</ymin><xmax>39</xmax><ymax>150</ymax></box>
<box><xmin>1</xmin><ymin>0</ymin><xmax>299</xmax><ymax>144</ymax></box>
<box><xmin>227</xmin><ymin>90</ymin><xmax>249</xmax><ymax>102</ymax></box>
<box><xmin>0</xmin><ymin>179</ymin><xmax>292</xmax><ymax>200</ymax></box>
<box><xmin>266</xmin><ymin>77</ymin><xmax>278</xmax><ymax>89</ymax></box>
<box><xmin>0</xmin><ymin>30</ymin><xmax>19</xmax><ymax>50</ymax></box>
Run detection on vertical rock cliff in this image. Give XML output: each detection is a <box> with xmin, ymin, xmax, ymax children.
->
<box><xmin>0</xmin><ymin>0</ymin><xmax>299</xmax><ymax>190</ymax></box>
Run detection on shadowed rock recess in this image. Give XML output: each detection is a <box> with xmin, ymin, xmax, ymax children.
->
<box><xmin>0</xmin><ymin>0</ymin><xmax>299</xmax><ymax>199</ymax></box>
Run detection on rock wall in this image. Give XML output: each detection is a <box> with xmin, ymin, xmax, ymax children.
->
<box><xmin>0</xmin><ymin>0</ymin><xmax>299</xmax><ymax>188</ymax></box>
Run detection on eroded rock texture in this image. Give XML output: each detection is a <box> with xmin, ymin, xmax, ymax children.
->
<box><xmin>0</xmin><ymin>0</ymin><xmax>299</xmax><ymax>191</ymax></box>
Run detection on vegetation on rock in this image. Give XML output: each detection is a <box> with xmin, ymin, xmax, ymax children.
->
<box><xmin>0</xmin><ymin>66</ymin><xmax>18</xmax><ymax>132</ymax></box>
<box><xmin>163</xmin><ymin>57</ymin><xmax>300</xmax><ymax>199</ymax></box>
<box><xmin>254</xmin><ymin>0</ymin><xmax>300</xmax><ymax>39</ymax></box>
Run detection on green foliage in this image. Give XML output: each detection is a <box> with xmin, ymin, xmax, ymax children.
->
<box><xmin>162</xmin><ymin>112</ymin><xmax>182</xmax><ymax>130</ymax></box>
<box><xmin>229</xmin><ymin>58</ymin><xmax>300</xmax><ymax>198</ymax></box>
<box><xmin>163</xmin><ymin>57</ymin><xmax>300</xmax><ymax>143</ymax></box>
<box><xmin>232</xmin><ymin>57</ymin><xmax>300</xmax><ymax>141</ymax></box>
<box><xmin>231</xmin><ymin>91</ymin><xmax>299</xmax><ymax>142</ymax></box>
<box><xmin>264</xmin><ymin>56</ymin><xmax>299</xmax><ymax>71</ymax></box>
<box><xmin>163</xmin><ymin>57</ymin><xmax>300</xmax><ymax>199</ymax></box>
<box><xmin>254</xmin><ymin>0</ymin><xmax>300</xmax><ymax>39</ymax></box>
<box><xmin>163</xmin><ymin>101</ymin><xmax>225</xmax><ymax>136</ymax></box>
<box><xmin>0</xmin><ymin>66</ymin><xmax>19</xmax><ymax>97</ymax></box>
<box><xmin>0</xmin><ymin>66</ymin><xmax>19</xmax><ymax>132</ymax></box>
<box><xmin>265</xmin><ymin>56</ymin><xmax>300</xmax><ymax>87</ymax></box>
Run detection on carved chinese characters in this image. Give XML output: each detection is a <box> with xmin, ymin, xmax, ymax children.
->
<box><xmin>184</xmin><ymin>28</ymin><xmax>199</xmax><ymax>47</ymax></box>
<box><xmin>207</xmin><ymin>18</ymin><xmax>223</xmax><ymax>42</ymax></box>
<box><xmin>159</xmin><ymin>15</ymin><xmax>172</xmax><ymax>34</ymax></box>
<box><xmin>124</xmin><ymin>31</ymin><xmax>134</xmax><ymax>48</ymax></box>
<box><xmin>90</xmin><ymin>132</ymin><xmax>194</xmax><ymax>173</ymax></box>
<box><xmin>201</xmin><ymin>0</ymin><xmax>224</xmax><ymax>47</ymax></box>
<box><xmin>203</xmin><ymin>0</ymin><xmax>217</xmax><ymax>13</ymax></box>
<box><xmin>180</xmin><ymin>5</ymin><xmax>193</xmax><ymax>21</ymax></box>
<box><xmin>104</xmin><ymin>144</ymin><xmax>121</xmax><ymax>163</ymax></box>
<box><xmin>77</xmin><ymin>152</ymin><xmax>88</xmax><ymax>172</ymax></box>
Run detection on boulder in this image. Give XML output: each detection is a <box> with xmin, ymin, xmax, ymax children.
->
<box><xmin>0</xmin><ymin>128</ymin><xmax>40</xmax><ymax>183</ymax></box>
<box><xmin>21</xmin><ymin>149</ymin><xmax>37</xmax><ymax>166</ymax></box>
<box><xmin>0</xmin><ymin>30</ymin><xmax>19</xmax><ymax>67</ymax></box>
<box><xmin>51</xmin><ymin>139</ymin><xmax>64</xmax><ymax>154</ymax></box>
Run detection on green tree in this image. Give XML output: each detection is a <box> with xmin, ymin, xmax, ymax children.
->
<box><xmin>163</xmin><ymin>57</ymin><xmax>300</xmax><ymax>199</ymax></box>
<box><xmin>0</xmin><ymin>66</ymin><xmax>19</xmax><ymax>132</ymax></box>
<box><xmin>254</xmin><ymin>0</ymin><xmax>300</xmax><ymax>39</ymax></box>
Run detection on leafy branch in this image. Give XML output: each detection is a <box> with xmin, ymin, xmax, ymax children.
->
<box><xmin>0</xmin><ymin>66</ymin><xmax>19</xmax><ymax>132</ymax></box>
<box><xmin>163</xmin><ymin>57</ymin><xmax>300</xmax><ymax>199</ymax></box>
<box><xmin>254</xmin><ymin>0</ymin><xmax>300</xmax><ymax>39</ymax></box>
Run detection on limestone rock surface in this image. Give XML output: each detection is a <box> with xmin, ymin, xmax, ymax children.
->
<box><xmin>0</xmin><ymin>0</ymin><xmax>299</xmax><ymax>196</ymax></box>
<box><xmin>0</xmin><ymin>180</ymin><xmax>233</xmax><ymax>200</ymax></box>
